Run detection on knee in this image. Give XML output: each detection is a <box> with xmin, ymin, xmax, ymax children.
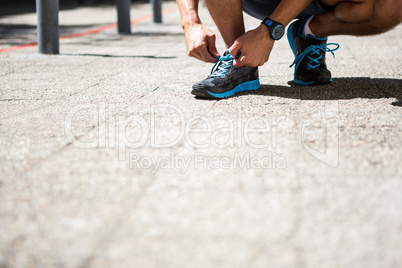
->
<box><xmin>334</xmin><ymin>0</ymin><xmax>402</xmax><ymax>34</ymax></box>
<box><xmin>371</xmin><ymin>0</ymin><xmax>402</xmax><ymax>33</ymax></box>
<box><xmin>334</xmin><ymin>0</ymin><xmax>374</xmax><ymax>23</ymax></box>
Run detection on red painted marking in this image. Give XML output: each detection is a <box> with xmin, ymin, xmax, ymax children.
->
<box><xmin>0</xmin><ymin>42</ymin><xmax>38</xmax><ymax>53</ymax></box>
<box><xmin>0</xmin><ymin>8</ymin><xmax>175</xmax><ymax>54</ymax></box>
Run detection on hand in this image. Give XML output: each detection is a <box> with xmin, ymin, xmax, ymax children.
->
<box><xmin>184</xmin><ymin>23</ymin><xmax>220</xmax><ymax>63</ymax></box>
<box><xmin>229</xmin><ymin>24</ymin><xmax>275</xmax><ymax>68</ymax></box>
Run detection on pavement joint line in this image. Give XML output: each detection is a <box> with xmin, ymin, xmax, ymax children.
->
<box><xmin>0</xmin><ymin>63</ymin><xmax>33</xmax><ymax>77</ymax></box>
<box><xmin>0</xmin><ymin>65</ymin><xmax>140</xmax><ymax>120</ymax></box>
<box><xmin>0</xmin><ymin>8</ymin><xmax>176</xmax><ymax>54</ymax></box>
<box><xmin>0</xmin><ymin>78</ymin><xmax>102</xmax><ymax>121</ymax></box>
<box><xmin>1</xmin><ymin>1</ymin><xmax>402</xmax><ymax>266</ymax></box>
<box><xmin>0</xmin><ymin>100</ymin><xmax>60</xmax><ymax>121</ymax></box>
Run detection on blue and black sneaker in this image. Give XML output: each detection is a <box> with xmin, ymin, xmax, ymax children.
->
<box><xmin>191</xmin><ymin>51</ymin><xmax>260</xmax><ymax>99</ymax></box>
<box><xmin>287</xmin><ymin>17</ymin><xmax>339</xmax><ymax>85</ymax></box>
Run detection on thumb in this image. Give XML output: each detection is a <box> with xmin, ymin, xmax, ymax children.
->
<box><xmin>229</xmin><ymin>42</ymin><xmax>242</xmax><ymax>67</ymax></box>
<box><xmin>207</xmin><ymin>35</ymin><xmax>220</xmax><ymax>58</ymax></box>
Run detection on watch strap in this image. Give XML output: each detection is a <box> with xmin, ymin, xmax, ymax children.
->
<box><xmin>261</xmin><ymin>18</ymin><xmax>285</xmax><ymax>40</ymax></box>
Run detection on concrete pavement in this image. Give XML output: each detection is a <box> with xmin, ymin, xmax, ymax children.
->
<box><xmin>1</xmin><ymin>1</ymin><xmax>401</xmax><ymax>267</ymax></box>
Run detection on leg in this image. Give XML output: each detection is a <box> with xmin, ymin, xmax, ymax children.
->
<box><xmin>203</xmin><ymin>0</ymin><xmax>245</xmax><ymax>48</ymax></box>
<box><xmin>287</xmin><ymin>0</ymin><xmax>401</xmax><ymax>85</ymax></box>
<box><xmin>311</xmin><ymin>0</ymin><xmax>402</xmax><ymax>37</ymax></box>
<box><xmin>191</xmin><ymin>0</ymin><xmax>261</xmax><ymax>98</ymax></box>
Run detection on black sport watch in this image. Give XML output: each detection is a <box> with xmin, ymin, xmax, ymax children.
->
<box><xmin>261</xmin><ymin>18</ymin><xmax>285</xmax><ymax>40</ymax></box>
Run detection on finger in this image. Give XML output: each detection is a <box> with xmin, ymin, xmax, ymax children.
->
<box><xmin>229</xmin><ymin>42</ymin><xmax>243</xmax><ymax>67</ymax></box>
<box><xmin>229</xmin><ymin>42</ymin><xmax>241</xmax><ymax>59</ymax></box>
<box><xmin>200</xmin><ymin>49</ymin><xmax>218</xmax><ymax>63</ymax></box>
<box><xmin>189</xmin><ymin>44</ymin><xmax>215</xmax><ymax>63</ymax></box>
<box><xmin>207</xmin><ymin>35</ymin><xmax>220</xmax><ymax>59</ymax></box>
<box><xmin>188</xmin><ymin>49</ymin><xmax>203</xmax><ymax>62</ymax></box>
<box><xmin>233</xmin><ymin>55</ymin><xmax>246</xmax><ymax>68</ymax></box>
<box><xmin>195</xmin><ymin>43</ymin><xmax>218</xmax><ymax>63</ymax></box>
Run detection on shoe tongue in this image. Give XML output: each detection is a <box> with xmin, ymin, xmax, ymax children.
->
<box><xmin>222</xmin><ymin>50</ymin><xmax>240</xmax><ymax>61</ymax></box>
<box><xmin>305</xmin><ymin>35</ymin><xmax>327</xmax><ymax>45</ymax></box>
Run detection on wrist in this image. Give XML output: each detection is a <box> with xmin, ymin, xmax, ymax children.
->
<box><xmin>257</xmin><ymin>24</ymin><xmax>270</xmax><ymax>38</ymax></box>
<box><xmin>181</xmin><ymin>10</ymin><xmax>202</xmax><ymax>31</ymax></box>
<box><xmin>261</xmin><ymin>18</ymin><xmax>285</xmax><ymax>40</ymax></box>
<box><xmin>256</xmin><ymin>24</ymin><xmax>275</xmax><ymax>45</ymax></box>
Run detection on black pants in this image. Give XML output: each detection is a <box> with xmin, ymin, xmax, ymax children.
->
<box><xmin>242</xmin><ymin>0</ymin><xmax>333</xmax><ymax>20</ymax></box>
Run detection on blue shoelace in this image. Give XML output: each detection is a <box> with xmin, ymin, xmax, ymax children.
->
<box><xmin>290</xmin><ymin>43</ymin><xmax>340</xmax><ymax>70</ymax></box>
<box><xmin>210</xmin><ymin>54</ymin><xmax>234</xmax><ymax>78</ymax></box>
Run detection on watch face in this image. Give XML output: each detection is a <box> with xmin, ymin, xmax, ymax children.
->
<box><xmin>273</xmin><ymin>26</ymin><xmax>284</xmax><ymax>39</ymax></box>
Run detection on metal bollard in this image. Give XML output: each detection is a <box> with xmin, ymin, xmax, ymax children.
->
<box><xmin>151</xmin><ymin>0</ymin><xmax>162</xmax><ymax>23</ymax></box>
<box><xmin>36</xmin><ymin>0</ymin><xmax>59</xmax><ymax>54</ymax></box>
<box><xmin>116</xmin><ymin>0</ymin><xmax>131</xmax><ymax>34</ymax></box>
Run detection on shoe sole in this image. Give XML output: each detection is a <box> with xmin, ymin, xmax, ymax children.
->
<box><xmin>287</xmin><ymin>21</ymin><xmax>332</xmax><ymax>86</ymax></box>
<box><xmin>191</xmin><ymin>79</ymin><xmax>260</xmax><ymax>99</ymax></box>
<box><xmin>294</xmin><ymin>77</ymin><xmax>332</xmax><ymax>86</ymax></box>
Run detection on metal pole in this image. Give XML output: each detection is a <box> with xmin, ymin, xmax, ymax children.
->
<box><xmin>151</xmin><ymin>0</ymin><xmax>162</xmax><ymax>23</ymax></box>
<box><xmin>36</xmin><ymin>0</ymin><xmax>59</xmax><ymax>54</ymax></box>
<box><xmin>116</xmin><ymin>0</ymin><xmax>131</xmax><ymax>34</ymax></box>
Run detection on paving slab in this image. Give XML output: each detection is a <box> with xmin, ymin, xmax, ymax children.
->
<box><xmin>0</xmin><ymin>1</ymin><xmax>401</xmax><ymax>268</ymax></box>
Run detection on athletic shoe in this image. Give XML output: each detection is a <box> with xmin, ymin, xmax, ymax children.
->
<box><xmin>191</xmin><ymin>51</ymin><xmax>260</xmax><ymax>98</ymax></box>
<box><xmin>287</xmin><ymin>17</ymin><xmax>339</xmax><ymax>85</ymax></box>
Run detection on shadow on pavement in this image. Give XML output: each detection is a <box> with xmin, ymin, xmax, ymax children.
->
<box><xmin>247</xmin><ymin>77</ymin><xmax>401</xmax><ymax>105</ymax></box>
<box><xmin>62</xmin><ymin>53</ymin><xmax>176</xmax><ymax>59</ymax></box>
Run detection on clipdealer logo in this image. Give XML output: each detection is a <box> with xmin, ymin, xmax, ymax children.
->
<box><xmin>64</xmin><ymin>101</ymin><xmax>339</xmax><ymax>169</ymax></box>
<box><xmin>129</xmin><ymin>152</ymin><xmax>286</xmax><ymax>173</ymax></box>
<box><xmin>64</xmin><ymin>102</ymin><xmax>286</xmax><ymax>153</ymax></box>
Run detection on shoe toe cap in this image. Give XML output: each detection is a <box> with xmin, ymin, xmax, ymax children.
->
<box><xmin>192</xmin><ymin>82</ymin><xmax>205</xmax><ymax>91</ymax></box>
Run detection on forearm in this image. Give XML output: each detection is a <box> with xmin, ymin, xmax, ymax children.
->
<box><xmin>176</xmin><ymin>0</ymin><xmax>201</xmax><ymax>31</ymax></box>
<box><xmin>269</xmin><ymin>0</ymin><xmax>313</xmax><ymax>26</ymax></box>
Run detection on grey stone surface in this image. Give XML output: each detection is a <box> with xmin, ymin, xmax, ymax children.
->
<box><xmin>0</xmin><ymin>2</ymin><xmax>401</xmax><ymax>268</ymax></box>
